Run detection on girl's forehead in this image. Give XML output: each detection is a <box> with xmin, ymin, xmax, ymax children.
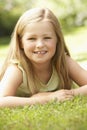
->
<box><xmin>20</xmin><ymin>21</ymin><xmax>57</xmax><ymax>39</ymax></box>
<box><xmin>24</xmin><ymin>21</ymin><xmax>55</xmax><ymax>33</ymax></box>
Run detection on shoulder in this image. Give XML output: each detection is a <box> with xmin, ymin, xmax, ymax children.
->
<box><xmin>66</xmin><ymin>55</ymin><xmax>87</xmax><ymax>86</ymax></box>
<box><xmin>65</xmin><ymin>55</ymin><xmax>83</xmax><ymax>73</ymax></box>
<box><xmin>6</xmin><ymin>64</ymin><xmax>22</xmax><ymax>75</ymax></box>
<box><xmin>0</xmin><ymin>64</ymin><xmax>23</xmax><ymax>96</ymax></box>
<box><xmin>66</xmin><ymin>55</ymin><xmax>78</xmax><ymax>69</ymax></box>
<box><xmin>1</xmin><ymin>64</ymin><xmax>23</xmax><ymax>89</ymax></box>
<box><xmin>5</xmin><ymin>64</ymin><xmax>23</xmax><ymax>82</ymax></box>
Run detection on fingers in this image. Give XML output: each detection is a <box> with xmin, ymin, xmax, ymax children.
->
<box><xmin>53</xmin><ymin>89</ymin><xmax>74</xmax><ymax>102</ymax></box>
<box><xmin>55</xmin><ymin>89</ymin><xmax>74</xmax><ymax>96</ymax></box>
<box><xmin>57</xmin><ymin>94</ymin><xmax>74</xmax><ymax>102</ymax></box>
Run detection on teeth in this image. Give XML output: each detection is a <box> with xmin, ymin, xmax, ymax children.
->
<box><xmin>38</xmin><ymin>52</ymin><xmax>41</xmax><ymax>54</ymax></box>
<box><xmin>34</xmin><ymin>51</ymin><xmax>46</xmax><ymax>54</ymax></box>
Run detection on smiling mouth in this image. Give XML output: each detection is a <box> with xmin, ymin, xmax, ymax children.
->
<box><xmin>33</xmin><ymin>51</ymin><xmax>47</xmax><ymax>54</ymax></box>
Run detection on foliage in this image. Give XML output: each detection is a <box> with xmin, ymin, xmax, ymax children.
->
<box><xmin>0</xmin><ymin>96</ymin><xmax>87</xmax><ymax>130</ymax></box>
<box><xmin>0</xmin><ymin>0</ymin><xmax>87</xmax><ymax>36</ymax></box>
<box><xmin>0</xmin><ymin>0</ymin><xmax>34</xmax><ymax>36</ymax></box>
<box><xmin>46</xmin><ymin>0</ymin><xmax>87</xmax><ymax>31</ymax></box>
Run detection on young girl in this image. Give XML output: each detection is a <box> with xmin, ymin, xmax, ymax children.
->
<box><xmin>0</xmin><ymin>7</ymin><xmax>87</xmax><ymax>107</ymax></box>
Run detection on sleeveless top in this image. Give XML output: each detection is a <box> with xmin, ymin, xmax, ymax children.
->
<box><xmin>10</xmin><ymin>60</ymin><xmax>59</xmax><ymax>97</ymax></box>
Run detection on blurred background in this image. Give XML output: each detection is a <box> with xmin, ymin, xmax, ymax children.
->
<box><xmin>0</xmin><ymin>0</ymin><xmax>87</xmax><ymax>68</ymax></box>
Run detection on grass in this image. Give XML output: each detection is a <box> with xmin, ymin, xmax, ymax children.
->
<box><xmin>0</xmin><ymin>26</ymin><xmax>87</xmax><ymax>130</ymax></box>
<box><xmin>0</xmin><ymin>37</ymin><xmax>10</xmax><ymax>64</ymax></box>
<box><xmin>65</xmin><ymin>26</ymin><xmax>87</xmax><ymax>62</ymax></box>
<box><xmin>0</xmin><ymin>96</ymin><xmax>87</xmax><ymax>130</ymax></box>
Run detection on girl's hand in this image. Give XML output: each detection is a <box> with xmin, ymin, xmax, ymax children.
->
<box><xmin>32</xmin><ymin>89</ymin><xmax>74</xmax><ymax>103</ymax></box>
<box><xmin>48</xmin><ymin>89</ymin><xmax>74</xmax><ymax>102</ymax></box>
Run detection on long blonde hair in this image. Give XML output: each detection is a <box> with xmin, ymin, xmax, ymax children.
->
<box><xmin>0</xmin><ymin>8</ymin><xmax>72</xmax><ymax>95</ymax></box>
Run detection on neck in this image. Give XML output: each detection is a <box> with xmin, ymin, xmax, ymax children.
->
<box><xmin>32</xmin><ymin>62</ymin><xmax>52</xmax><ymax>73</ymax></box>
<box><xmin>31</xmin><ymin>62</ymin><xmax>52</xmax><ymax>84</ymax></box>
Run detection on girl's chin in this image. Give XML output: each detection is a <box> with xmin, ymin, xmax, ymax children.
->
<box><xmin>31</xmin><ymin>60</ymin><xmax>50</xmax><ymax>65</ymax></box>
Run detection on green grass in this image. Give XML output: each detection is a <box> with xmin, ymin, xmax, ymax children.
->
<box><xmin>0</xmin><ymin>26</ymin><xmax>87</xmax><ymax>130</ymax></box>
<box><xmin>0</xmin><ymin>96</ymin><xmax>87</xmax><ymax>130</ymax></box>
<box><xmin>0</xmin><ymin>37</ymin><xmax>10</xmax><ymax>64</ymax></box>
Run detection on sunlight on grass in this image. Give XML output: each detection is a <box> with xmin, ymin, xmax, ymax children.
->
<box><xmin>0</xmin><ymin>96</ymin><xmax>87</xmax><ymax>130</ymax></box>
<box><xmin>65</xmin><ymin>26</ymin><xmax>87</xmax><ymax>58</ymax></box>
<box><xmin>65</xmin><ymin>26</ymin><xmax>87</xmax><ymax>70</ymax></box>
<box><xmin>0</xmin><ymin>46</ymin><xmax>9</xmax><ymax>63</ymax></box>
<box><xmin>0</xmin><ymin>37</ymin><xmax>9</xmax><ymax>64</ymax></box>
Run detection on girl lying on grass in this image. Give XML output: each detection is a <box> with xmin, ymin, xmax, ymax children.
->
<box><xmin>0</xmin><ymin>7</ymin><xmax>87</xmax><ymax>107</ymax></box>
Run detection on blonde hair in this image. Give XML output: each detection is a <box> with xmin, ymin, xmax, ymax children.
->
<box><xmin>0</xmin><ymin>7</ymin><xmax>72</xmax><ymax>95</ymax></box>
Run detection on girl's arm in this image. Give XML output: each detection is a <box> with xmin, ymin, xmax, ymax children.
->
<box><xmin>72</xmin><ymin>85</ymin><xmax>87</xmax><ymax>96</ymax></box>
<box><xmin>0</xmin><ymin>95</ymin><xmax>50</xmax><ymax>107</ymax></box>
<box><xmin>66</xmin><ymin>56</ymin><xmax>87</xmax><ymax>96</ymax></box>
<box><xmin>0</xmin><ymin>90</ymin><xmax>74</xmax><ymax>107</ymax></box>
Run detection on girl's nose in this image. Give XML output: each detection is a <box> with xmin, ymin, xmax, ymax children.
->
<box><xmin>36</xmin><ymin>40</ymin><xmax>44</xmax><ymax>48</ymax></box>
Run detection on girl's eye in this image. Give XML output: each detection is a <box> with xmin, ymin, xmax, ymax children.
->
<box><xmin>28</xmin><ymin>38</ymin><xmax>36</xmax><ymax>41</ymax></box>
<box><xmin>44</xmin><ymin>37</ymin><xmax>51</xmax><ymax>39</ymax></box>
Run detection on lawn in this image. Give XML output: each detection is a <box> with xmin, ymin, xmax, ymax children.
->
<box><xmin>65</xmin><ymin>26</ymin><xmax>87</xmax><ymax>70</ymax></box>
<box><xmin>0</xmin><ymin>26</ymin><xmax>87</xmax><ymax>130</ymax></box>
<box><xmin>0</xmin><ymin>96</ymin><xmax>87</xmax><ymax>130</ymax></box>
<box><xmin>0</xmin><ymin>37</ymin><xmax>10</xmax><ymax>65</ymax></box>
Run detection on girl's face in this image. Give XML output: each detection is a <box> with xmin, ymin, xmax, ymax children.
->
<box><xmin>21</xmin><ymin>21</ymin><xmax>57</xmax><ymax>66</ymax></box>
